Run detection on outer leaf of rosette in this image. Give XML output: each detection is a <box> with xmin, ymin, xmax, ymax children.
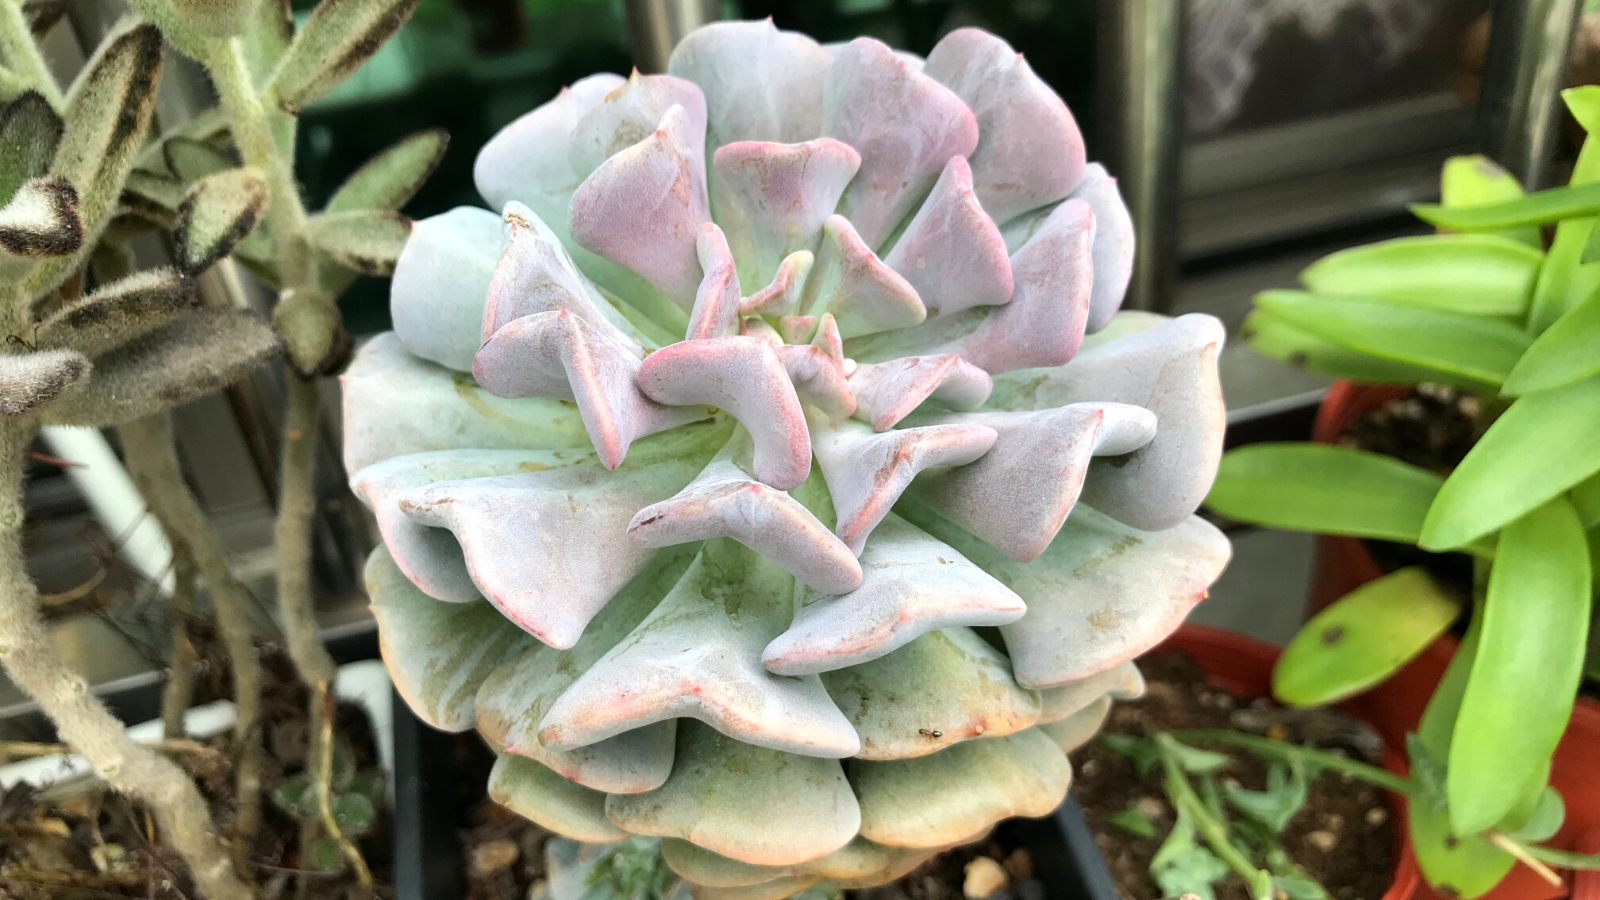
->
<box><xmin>391</xmin><ymin>418</ymin><xmax>729</xmax><ymax>649</ymax></box>
<box><xmin>667</xmin><ymin>19</ymin><xmax>834</xmax><ymax>147</ymax></box>
<box><xmin>388</xmin><ymin>205</ymin><xmax>502</xmax><ymax>373</ymax></box>
<box><xmin>340</xmin><ymin>333</ymin><xmax>590</xmax><ymax>474</ymax></box>
<box><xmin>900</xmin><ymin>497</ymin><xmax>1231</xmax><ymax>688</ymax></box>
<box><xmin>986</xmin><ymin>313</ymin><xmax>1227</xmax><ymax>532</ymax></box>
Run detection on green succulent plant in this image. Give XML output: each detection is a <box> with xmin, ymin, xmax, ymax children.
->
<box><xmin>1207</xmin><ymin>85</ymin><xmax>1600</xmax><ymax>899</ymax></box>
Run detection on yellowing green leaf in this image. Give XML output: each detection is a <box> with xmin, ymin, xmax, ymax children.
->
<box><xmin>1273</xmin><ymin>567</ymin><xmax>1459</xmax><ymax>706</ymax></box>
<box><xmin>1421</xmin><ymin>375</ymin><xmax>1600</xmax><ymax>549</ymax></box>
<box><xmin>1448</xmin><ymin>497</ymin><xmax>1590</xmax><ymax>833</ymax></box>
<box><xmin>1208</xmin><ymin>443</ymin><xmax>1443</xmax><ymax>543</ymax></box>
<box><xmin>1299</xmin><ymin>234</ymin><xmax>1541</xmax><ymax>317</ymax></box>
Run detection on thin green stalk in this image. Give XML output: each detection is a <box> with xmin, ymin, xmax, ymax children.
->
<box><xmin>1156</xmin><ymin>736</ymin><xmax>1273</xmax><ymax>899</ymax></box>
<box><xmin>1518</xmin><ymin>840</ymin><xmax>1600</xmax><ymax>870</ymax></box>
<box><xmin>1169</xmin><ymin>729</ymin><xmax>1417</xmax><ymax>796</ymax></box>
<box><xmin>0</xmin><ymin>0</ymin><xmax>63</xmax><ymax>110</ymax></box>
<box><xmin>0</xmin><ymin>421</ymin><xmax>254</xmax><ymax>900</ymax></box>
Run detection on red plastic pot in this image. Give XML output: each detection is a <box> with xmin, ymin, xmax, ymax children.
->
<box><xmin>1157</xmin><ymin>624</ymin><xmax>1418</xmax><ymax>900</ymax></box>
<box><xmin>1309</xmin><ymin>381</ymin><xmax>1600</xmax><ymax>900</ymax></box>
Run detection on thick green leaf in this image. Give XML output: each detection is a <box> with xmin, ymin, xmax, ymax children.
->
<box><xmin>1273</xmin><ymin>567</ymin><xmax>1460</xmax><ymax>706</ymax></box>
<box><xmin>1421</xmin><ymin>375</ymin><xmax>1600</xmax><ymax>549</ymax></box>
<box><xmin>1571</xmin><ymin>470</ymin><xmax>1600</xmax><ymax>529</ymax></box>
<box><xmin>1240</xmin><ymin>308</ymin><xmax>1470</xmax><ymax>387</ymax></box>
<box><xmin>310</xmin><ymin>837</ymin><xmax>344</xmax><ymax>872</ymax></box>
<box><xmin>303</xmin><ymin>208</ymin><xmax>410</xmax><ymax>276</ymax></box>
<box><xmin>1108</xmin><ymin>807</ymin><xmax>1158</xmax><ymax>839</ymax></box>
<box><xmin>0</xmin><ymin>91</ymin><xmax>63</xmax><ymax>205</ymax></box>
<box><xmin>174</xmin><ymin>167</ymin><xmax>268</xmax><ymax>275</ymax></box>
<box><xmin>1528</xmin><ymin>89</ymin><xmax>1600</xmax><ymax>333</ymax></box>
<box><xmin>325</xmin><ymin>129</ymin><xmax>448</xmax><ymax>214</ymax></box>
<box><xmin>1566</xmin><ymin>85</ymin><xmax>1600</xmax><ymax>133</ymax></box>
<box><xmin>1439</xmin><ymin>155</ymin><xmax>1541</xmax><ymax>247</ymax></box>
<box><xmin>1415</xmin><ymin>599</ymin><xmax>1483</xmax><ymax>768</ymax></box>
<box><xmin>1254</xmin><ymin>291</ymin><xmax>1531</xmax><ymax>389</ymax></box>
<box><xmin>1504</xmin><ymin>787</ymin><xmax>1564</xmax><ymax>843</ymax></box>
<box><xmin>1502</xmin><ymin>284</ymin><xmax>1600</xmax><ymax>394</ymax></box>
<box><xmin>1409</xmin><ymin>801</ymin><xmax>1515</xmax><ymax>899</ymax></box>
<box><xmin>270</xmin><ymin>774</ymin><xmax>314</xmax><ymax>817</ymax></box>
<box><xmin>1412</xmin><ymin>181</ymin><xmax>1600</xmax><ymax>231</ymax></box>
<box><xmin>264</xmin><ymin>0</ymin><xmax>422</xmax><ymax>113</ymax></box>
<box><xmin>1448</xmin><ymin>497</ymin><xmax>1590</xmax><ymax>833</ymax></box>
<box><xmin>331</xmin><ymin>792</ymin><xmax>375</xmax><ymax>836</ymax></box>
<box><xmin>1299</xmin><ymin>234</ymin><xmax>1541</xmax><ymax>317</ymax></box>
<box><xmin>1207</xmin><ymin>443</ymin><xmax>1443</xmax><ymax>543</ymax></box>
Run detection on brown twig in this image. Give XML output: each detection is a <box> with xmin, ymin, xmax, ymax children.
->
<box><xmin>1486</xmin><ymin>831</ymin><xmax>1563</xmax><ymax>887</ymax></box>
<box><xmin>37</xmin><ymin>567</ymin><xmax>107</xmax><ymax>606</ymax></box>
<box><xmin>160</xmin><ymin>543</ymin><xmax>199</xmax><ymax>740</ymax></box>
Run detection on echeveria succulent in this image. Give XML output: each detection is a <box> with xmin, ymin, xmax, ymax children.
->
<box><xmin>346</xmin><ymin>20</ymin><xmax>1230</xmax><ymax>894</ymax></box>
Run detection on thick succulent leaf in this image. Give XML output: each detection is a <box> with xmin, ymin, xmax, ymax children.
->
<box><xmin>849</xmin><ymin>727</ymin><xmax>1069</xmax><ymax>848</ymax></box>
<box><xmin>1037</xmin><ymin>695</ymin><xmax>1111</xmax><ymax>753</ymax></box>
<box><xmin>174</xmin><ymin>167</ymin><xmax>267</xmax><ymax>275</ymax></box>
<box><xmin>636</xmin><ymin>336</ymin><xmax>811</xmax><ymax>489</ymax></box>
<box><xmin>847</xmin><ymin>199</ymin><xmax>1093</xmax><ymax>375</ymax></box>
<box><xmin>711</xmin><ymin>139</ymin><xmax>858</xmax><ymax>288</ymax></box>
<box><xmin>628</xmin><ymin>441</ymin><xmax>862</xmax><ymax>595</ymax></box>
<box><xmin>763</xmin><ymin>513</ymin><xmax>1025</xmax><ymax>677</ymax></box>
<box><xmin>823</xmin><ymin>627</ymin><xmax>1040</xmax><ymax>760</ymax></box>
<box><xmin>1448</xmin><ymin>497</ymin><xmax>1589</xmax><ymax>833</ymax></box>
<box><xmin>822</xmin><ymin>37</ymin><xmax>978</xmax><ymax>248</ymax></box>
<box><xmin>662</xmin><ymin>837</ymin><xmax>932</xmax><ymax>889</ymax></box>
<box><xmin>395</xmin><ymin>420</ymin><xmax>724</xmax><ymax>649</ymax></box>
<box><xmin>340</xmin><ymin>333</ymin><xmax>589</xmax><ymax>473</ymax></box>
<box><xmin>42</xmin><ymin>308</ymin><xmax>280</xmax><ymax>427</ymax></box>
<box><xmin>389</xmin><ymin>206</ymin><xmax>502</xmax><ymax>372</ymax></box>
<box><xmin>568</xmin><ymin>72</ymin><xmax>707</xmax><ymax>181</ymax></box>
<box><xmin>776</xmin><ymin>344</ymin><xmax>855</xmax><ymax>420</ymax></box>
<box><xmin>488</xmin><ymin>754</ymin><xmax>626</xmax><ymax>843</ymax></box>
<box><xmin>1037</xmin><ymin>661</ymin><xmax>1143</xmax><ymax>724</ymax></box>
<box><xmin>1239</xmin><ymin>306</ymin><xmax>1460</xmax><ymax>387</ymax></box>
<box><xmin>922</xmin><ymin>28</ymin><xmax>1084</xmax><ymax>225</ymax></box>
<box><xmin>847</xmin><ymin>355</ymin><xmax>991</xmax><ymax>432</ymax></box>
<box><xmin>484</xmin><ymin>203</ymin><xmax>647</xmax><ymax>354</ymax></box>
<box><xmin>0</xmin><ymin>176</ymin><xmax>81</xmax><ymax>257</ymax></box>
<box><xmin>475</xmin><ymin>545</ymin><xmax>695</xmax><ymax>792</ymax></box>
<box><xmin>0</xmin><ymin>91</ymin><xmax>63</xmax><ymax>205</ymax></box>
<box><xmin>326</xmin><ymin>128</ymin><xmax>449</xmax><ymax>213</ymax></box>
<box><xmin>692</xmin><ymin>876</ymin><xmax>819</xmax><ymax>900</ymax></box>
<box><xmin>906</xmin><ymin>403</ymin><xmax>1157</xmax><ymax>562</ymax></box>
<box><xmin>988</xmin><ymin>313</ymin><xmax>1227</xmax><ymax>532</ymax></box>
<box><xmin>1273</xmin><ymin>567</ymin><xmax>1459</xmax><ymax>707</ymax></box>
<box><xmin>882</xmin><ymin>155</ymin><xmax>1013</xmax><ymax>319</ymax></box>
<box><xmin>1068</xmin><ymin>165</ymin><xmax>1134</xmax><ymax>332</ymax></box>
<box><xmin>1502</xmin><ymin>284</ymin><xmax>1600</xmax><ymax>395</ymax></box>
<box><xmin>1420</xmin><ymin>374</ymin><xmax>1600</xmax><ymax>550</ymax></box>
<box><xmin>1298</xmin><ymin>234</ymin><xmax>1540</xmax><ymax>318</ymax></box>
<box><xmin>904</xmin><ymin>499</ymin><xmax>1230</xmax><ymax>688</ymax></box>
<box><xmin>810</xmin><ymin>414</ymin><xmax>996</xmax><ymax>555</ymax></box>
<box><xmin>809</xmin><ymin>215</ymin><xmax>926</xmax><ymax>338</ymax></box>
<box><xmin>265</xmin><ymin>0</ymin><xmax>421</xmax><ymax>112</ymax></box>
<box><xmin>32</xmin><ymin>267</ymin><xmax>198</xmax><ymax>359</ymax></box>
<box><xmin>668</xmin><ymin>20</ymin><xmax>832</xmax><ymax>147</ymax></box>
<box><xmin>477</xmin><ymin>311</ymin><xmax>701</xmax><ymax>469</ymax></box>
<box><xmin>569</xmin><ymin>104</ymin><xmax>709</xmax><ymax>308</ymax></box>
<box><xmin>687</xmin><ymin>223</ymin><xmax>743</xmax><ymax>340</ymax></box>
<box><xmin>741</xmin><ymin>251</ymin><xmax>814</xmax><ymax>317</ymax></box>
<box><xmin>540</xmin><ymin>539</ymin><xmax>861</xmax><ymax>758</ymax></box>
<box><xmin>303</xmin><ymin>208</ymin><xmax>411</xmax><ymax>276</ymax></box>
<box><xmin>366</xmin><ymin>547</ymin><xmax>531</xmax><ymax>730</ymax></box>
<box><xmin>605</xmin><ymin>720</ymin><xmax>859</xmax><ymax>867</ymax></box>
<box><xmin>0</xmin><ymin>348</ymin><xmax>90</xmax><ymax>415</ymax></box>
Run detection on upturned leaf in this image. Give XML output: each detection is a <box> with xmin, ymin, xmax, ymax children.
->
<box><xmin>0</xmin><ymin>177</ymin><xmax>82</xmax><ymax>258</ymax></box>
<box><xmin>274</xmin><ymin>289</ymin><xmax>350</xmax><ymax>376</ymax></box>
<box><xmin>325</xmin><ymin>129</ymin><xmax>448</xmax><ymax>214</ymax></box>
<box><xmin>1273</xmin><ymin>567</ymin><xmax>1460</xmax><ymax>706</ymax></box>
<box><xmin>174</xmin><ymin>167</ymin><xmax>268</xmax><ymax>275</ymax></box>
<box><xmin>1412</xmin><ymin>180</ymin><xmax>1600</xmax><ymax>231</ymax></box>
<box><xmin>264</xmin><ymin>0</ymin><xmax>422</xmax><ymax>113</ymax></box>
<box><xmin>167</xmin><ymin>0</ymin><xmax>262</xmax><ymax>38</ymax></box>
<box><xmin>1222</xmin><ymin>762</ymin><xmax>1308</xmax><ymax>833</ymax></box>
<box><xmin>1502</xmin><ymin>786</ymin><xmax>1564</xmax><ymax>843</ymax></box>
<box><xmin>41</xmin><ymin>307</ymin><xmax>281</xmax><ymax>427</ymax></box>
<box><xmin>0</xmin><ymin>348</ymin><xmax>90</xmax><ymax>415</ymax></box>
<box><xmin>1408</xmin><ymin>801</ymin><xmax>1514</xmax><ymax>900</ymax></box>
<box><xmin>32</xmin><ymin>267</ymin><xmax>198</xmax><ymax>357</ymax></box>
<box><xmin>1253</xmin><ymin>291</ymin><xmax>1531</xmax><ymax>390</ymax></box>
<box><xmin>1439</xmin><ymin>155</ymin><xmax>1540</xmax><ymax>248</ymax></box>
<box><xmin>1421</xmin><ymin>374</ymin><xmax>1600</xmax><ymax>549</ymax></box>
<box><xmin>0</xmin><ymin>92</ymin><xmax>63</xmax><ymax>205</ymax></box>
<box><xmin>120</xmin><ymin>170</ymin><xmax>184</xmax><ymax>223</ymax></box>
<box><xmin>1240</xmin><ymin>308</ymin><xmax>1460</xmax><ymax>386</ymax></box>
<box><xmin>132</xmin><ymin>108</ymin><xmax>229</xmax><ymax>177</ymax></box>
<box><xmin>163</xmin><ymin>137</ymin><xmax>235</xmax><ymax>185</ymax></box>
<box><xmin>1501</xmin><ymin>285</ymin><xmax>1600</xmax><ymax>395</ymax></box>
<box><xmin>1299</xmin><ymin>234</ymin><xmax>1541</xmax><ymax>317</ymax></box>
<box><xmin>303</xmin><ymin>208</ymin><xmax>410</xmax><ymax>276</ymax></box>
<box><xmin>1529</xmin><ymin>97</ymin><xmax>1600</xmax><ymax>333</ymax></box>
<box><xmin>1447</xmin><ymin>497</ymin><xmax>1589</xmax><ymax>833</ymax></box>
<box><xmin>1208</xmin><ymin>443</ymin><xmax>1444</xmax><ymax>543</ymax></box>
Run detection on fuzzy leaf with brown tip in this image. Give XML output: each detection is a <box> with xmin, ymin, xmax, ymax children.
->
<box><xmin>0</xmin><ymin>92</ymin><xmax>63</xmax><ymax>205</ymax></box>
<box><xmin>0</xmin><ymin>349</ymin><xmax>90</xmax><ymax>415</ymax></box>
<box><xmin>33</xmin><ymin>267</ymin><xmax>198</xmax><ymax>358</ymax></box>
<box><xmin>0</xmin><ymin>177</ymin><xmax>81</xmax><ymax>258</ymax></box>
<box><xmin>175</xmin><ymin>168</ymin><xmax>268</xmax><ymax>275</ymax></box>
<box><xmin>326</xmin><ymin>129</ymin><xmax>449</xmax><ymax>214</ymax></box>
<box><xmin>304</xmin><ymin>208</ymin><xmax>411</xmax><ymax>276</ymax></box>
<box><xmin>265</xmin><ymin>0</ymin><xmax>422</xmax><ymax>113</ymax></box>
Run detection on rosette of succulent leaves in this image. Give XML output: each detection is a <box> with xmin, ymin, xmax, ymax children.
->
<box><xmin>2</xmin><ymin>0</ymin><xmax>443</xmax><ymax>896</ymax></box>
<box><xmin>347</xmin><ymin>21</ymin><xmax>1232</xmax><ymax>897</ymax></box>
